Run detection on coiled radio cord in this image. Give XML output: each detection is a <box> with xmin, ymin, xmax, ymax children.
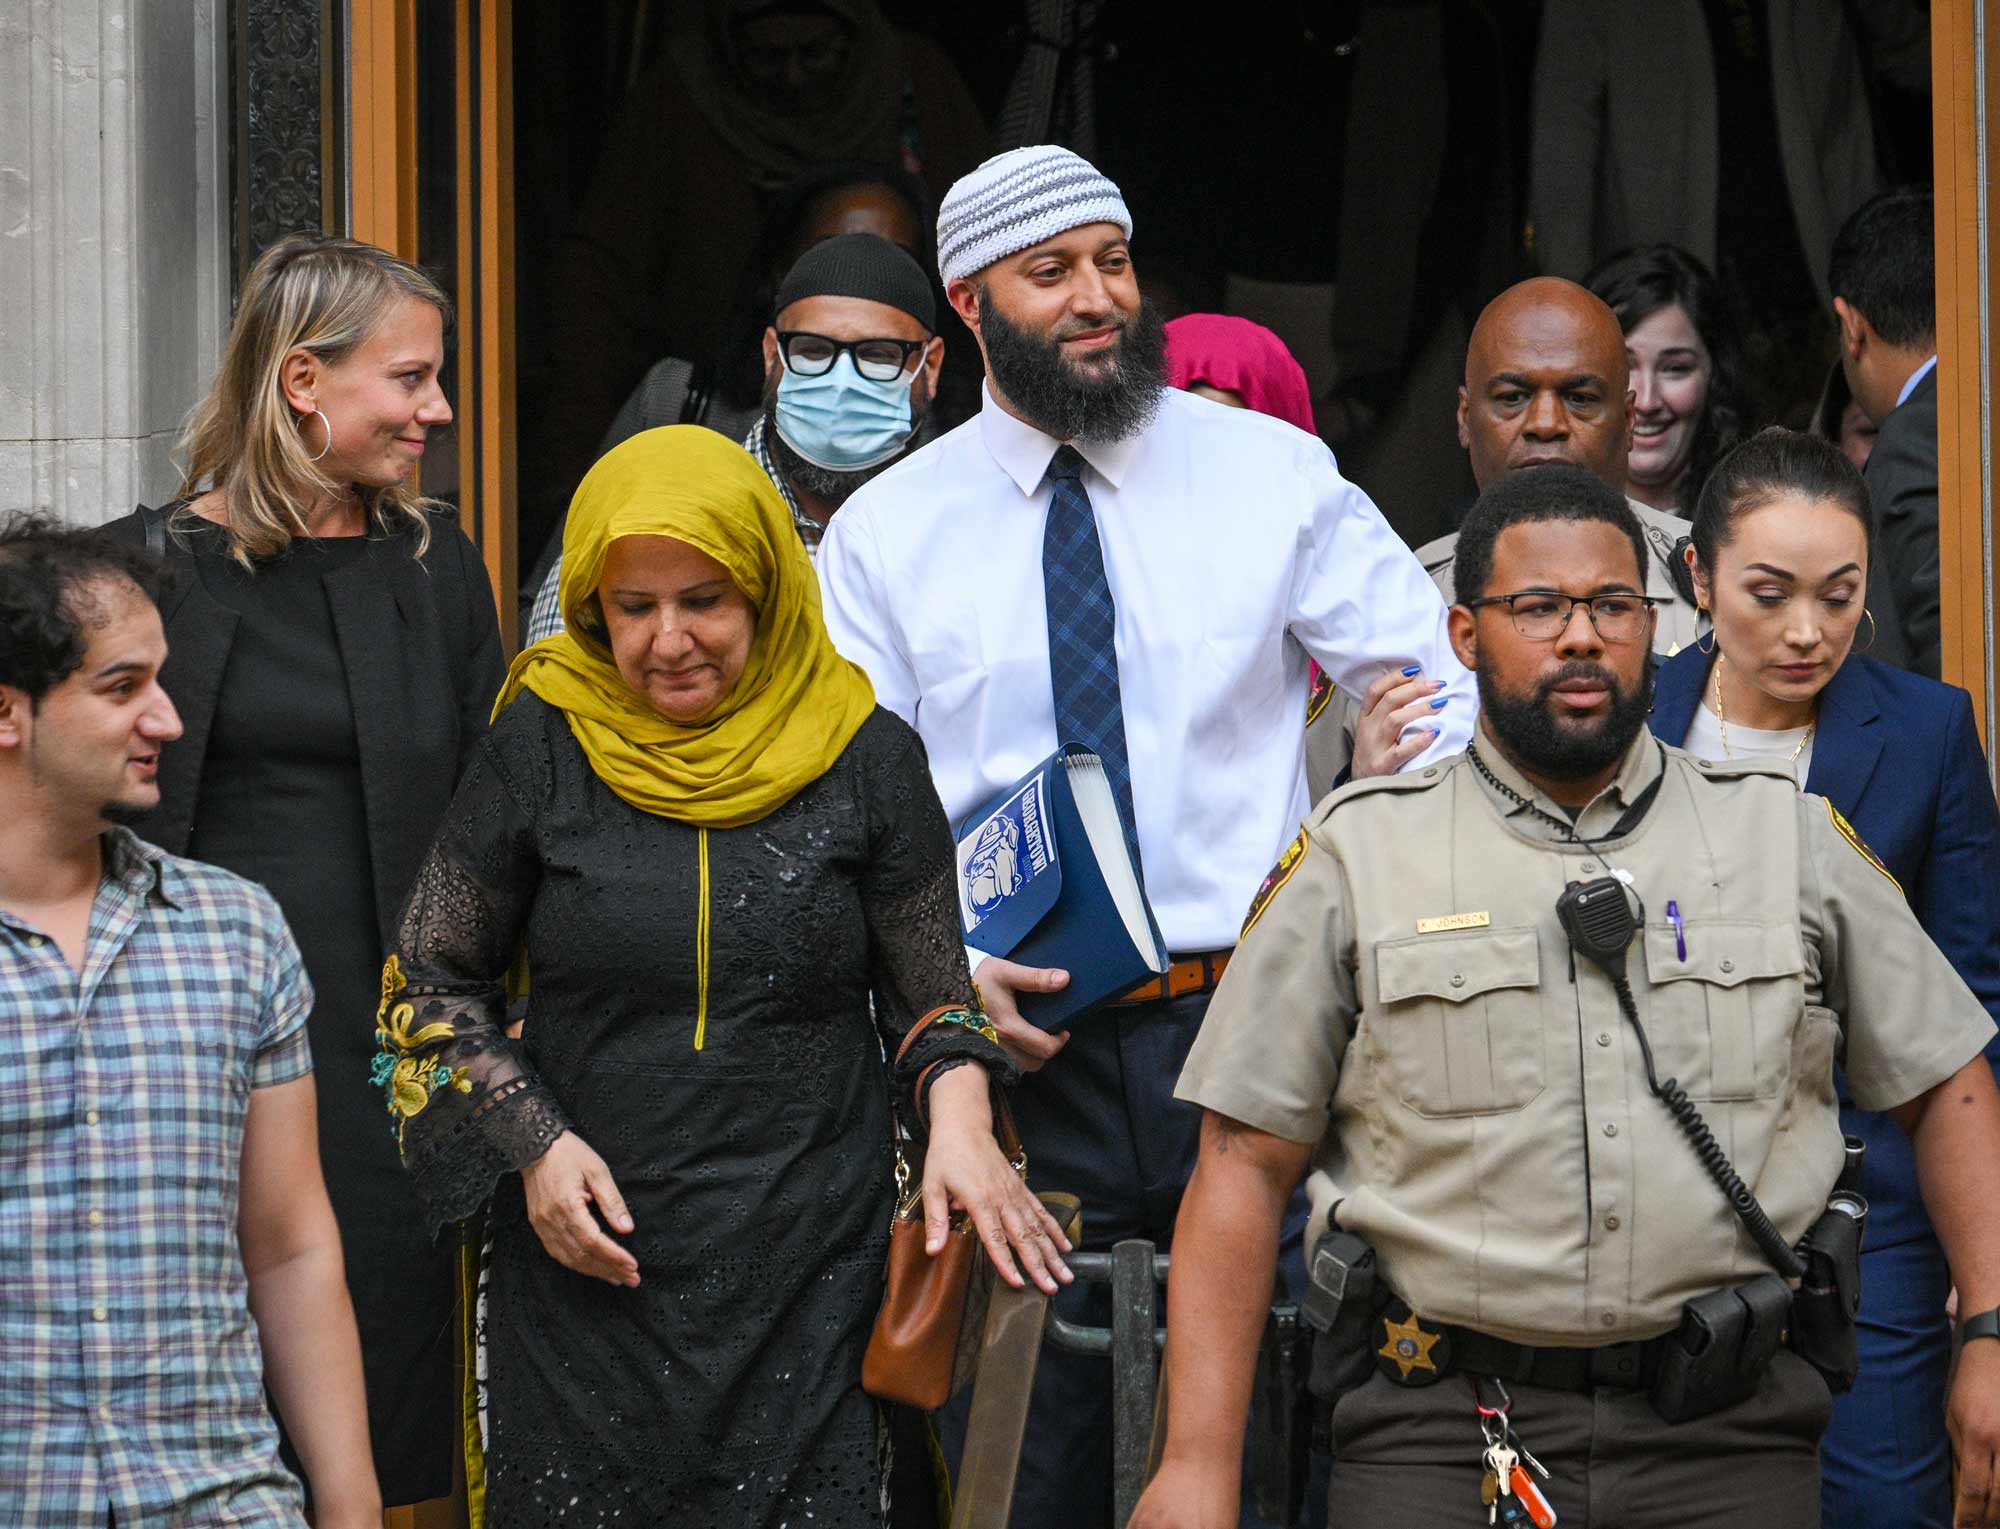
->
<box><xmin>1553</xmin><ymin>870</ymin><xmax>1807</xmax><ymax>1283</ymax></box>
<box><xmin>1609</xmin><ymin>971</ymin><xmax>1805</xmax><ymax>1281</ymax></box>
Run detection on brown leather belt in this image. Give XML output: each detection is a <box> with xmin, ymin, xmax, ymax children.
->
<box><xmin>1110</xmin><ymin>951</ymin><xmax>1232</xmax><ymax>1007</ymax></box>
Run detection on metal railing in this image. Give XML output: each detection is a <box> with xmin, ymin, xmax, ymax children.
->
<box><xmin>1043</xmin><ymin>1242</ymin><xmax>1172</xmax><ymax>1527</ymax></box>
<box><xmin>951</xmin><ymin>1230</ymin><xmax>1307</xmax><ymax>1529</ymax></box>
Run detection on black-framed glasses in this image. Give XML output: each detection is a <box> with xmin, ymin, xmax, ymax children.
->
<box><xmin>1465</xmin><ymin>590</ymin><xmax>1662</xmax><ymax>643</ymax></box>
<box><xmin>776</xmin><ymin>331</ymin><xmax>927</xmax><ymax>382</ymax></box>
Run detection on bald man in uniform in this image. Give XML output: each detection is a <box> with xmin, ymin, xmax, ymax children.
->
<box><xmin>1137</xmin><ymin>467</ymin><xmax>2000</xmax><ymax>1529</ymax></box>
<box><xmin>1308</xmin><ymin>279</ymin><xmax>1703</xmax><ymax>798</ymax></box>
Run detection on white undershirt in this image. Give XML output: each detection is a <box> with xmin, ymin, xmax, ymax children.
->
<box><xmin>1682</xmin><ymin>702</ymin><xmax>1814</xmax><ymax>783</ymax></box>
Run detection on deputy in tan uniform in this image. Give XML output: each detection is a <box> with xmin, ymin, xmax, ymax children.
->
<box><xmin>1136</xmin><ymin>466</ymin><xmax>2000</xmax><ymax>1529</ymax></box>
<box><xmin>1307</xmin><ymin>278</ymin><xmax>1703</xmax><ymax>800</ymax></box>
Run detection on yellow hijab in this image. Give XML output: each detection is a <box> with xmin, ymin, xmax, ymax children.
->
<box><xmin>495</xmin><ymin>426</ymin><xmax>876</xmax><ymax>828</ymax></box>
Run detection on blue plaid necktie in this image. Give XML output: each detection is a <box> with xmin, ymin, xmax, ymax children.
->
<box><xmin>1042</xmin><ymin>445</ymin><xmax>1144</xmax><ymax>879</ymax></box>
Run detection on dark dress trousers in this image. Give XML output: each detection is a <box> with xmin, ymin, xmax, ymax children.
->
<box><xmin>1651</xmin><ymin>645</ymin><xmax>2000</xmax><ymax>1529</ymax></box>
<box><xmin>104</xmin><ymin>504</ymin><xmax>504</xmax><ymax>1504</ymax></box>
<box><xmin>1862</xmin><ymin>364</ymin><xmax>1940</xmax><ymax>678</ymax></box>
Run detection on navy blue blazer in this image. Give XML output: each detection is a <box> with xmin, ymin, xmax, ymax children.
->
<box><xmin>1651</xmin><ymin>646</ymin><xmax>2000</xmax><ymax>1245</ymax></box>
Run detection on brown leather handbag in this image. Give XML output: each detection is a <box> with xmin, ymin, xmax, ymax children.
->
<box><xmin>862</xmin><ymin>1007</ymin><xmax>1027</xmax><ymax>1410</ymax></box>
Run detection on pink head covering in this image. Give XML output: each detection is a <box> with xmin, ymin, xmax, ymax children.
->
<box><xmin>1165</xmin><ymin>314</ymin><xmax>1317</xmax><ymax>435</ymax></box>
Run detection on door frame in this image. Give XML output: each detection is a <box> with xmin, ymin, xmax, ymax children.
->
<box><xmin>349</xmin><ymin>0</ymin><xmax>518</xmax><ymax>649</ymax></box>
<box><xmin>1936</xmin><ymin>0</ymin><xmax>2000</xmax><ymax>768</ymax></box>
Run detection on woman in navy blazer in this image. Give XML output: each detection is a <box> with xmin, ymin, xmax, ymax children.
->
<box><xmin>1651</xmin><ymin>429</ymin><xmax>2000</xmax><ymax>1529</ymax></box>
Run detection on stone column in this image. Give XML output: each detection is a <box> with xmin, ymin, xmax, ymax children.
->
<box><xmin>0</xmin><ymin>0</ymin><xmax>231</xmax><ymax>525</ymax></box>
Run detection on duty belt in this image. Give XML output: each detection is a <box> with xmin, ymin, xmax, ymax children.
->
<box><xmin>1374</xmin><ymin>1302</ymin><xmax>1671</xmax><ymax>1395</ymax></box>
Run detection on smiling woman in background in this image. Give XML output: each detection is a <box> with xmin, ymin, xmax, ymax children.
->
<box><xmin>1650</xmin><ymin>427</ymin><xmax>2000</xmax><ymax>1529</ymax></box>
<box><xmin>105</xmin><ymin>232</ymin><xmax>504</xmax><ymax>1509</ymax></box>
<box><xmin>1586</xmin><ymin>243</ymin><xmax>1749</xmax><ymax>516</ymax></box>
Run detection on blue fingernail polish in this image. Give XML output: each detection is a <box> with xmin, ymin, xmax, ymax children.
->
<box><xmin>1401</xmin><ymin>664</ymin><xmax>1422</xmax><ymax>676</ymax></box>
<box><xmin>1430</xmin><ymin>696</ymin><xmax>1448</xmax><ymax>709</ymax></box>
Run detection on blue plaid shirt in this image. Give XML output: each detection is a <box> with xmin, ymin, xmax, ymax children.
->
<box><xmin>0</xmin><ymin>828</ymin><xmax>314</xmax><ymax>1527</ymax></box>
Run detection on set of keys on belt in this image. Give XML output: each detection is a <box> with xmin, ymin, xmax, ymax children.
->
<box><xmin>1476</xmin><ymin>1378</ymin><xmax>1558</xmax><ymax>1526</ymax></box>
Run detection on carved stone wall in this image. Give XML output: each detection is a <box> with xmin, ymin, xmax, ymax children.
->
<box><xmin>236</xmin><ymin>0</ymin><xmax>328</xmax><ymax>271</ymax></box>
<box><xmin>0</xmin><ymin>2</ymin><xmax>233</xmax><ymax>524</ymax></box>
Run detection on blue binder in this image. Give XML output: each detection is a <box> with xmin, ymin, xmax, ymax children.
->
<box><xmin>955</xmin><ymin>744</ymin><xmax>1169</xmax><ymax>1029</ymax></box>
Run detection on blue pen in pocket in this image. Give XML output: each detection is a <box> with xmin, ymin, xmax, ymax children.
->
<box><xmin>1666</xmin><ymin>899</ymin><xmax>1686</xmax><ymax>961</ymax></box>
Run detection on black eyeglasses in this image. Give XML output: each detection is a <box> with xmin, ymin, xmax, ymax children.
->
<box><xmin>1464</xmin><ymin>590</ymin><xmax>1662</xmax><ymax>643</ymax></box>
<box><xmin>776</xmin><ymin>331</ymin><xmax>927</xmax><ymax>383</ymax></box>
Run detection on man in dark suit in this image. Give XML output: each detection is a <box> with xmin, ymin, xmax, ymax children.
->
<box><xmin>1830</xmin><ymin>186</ymin><xmax>1940</xmax><ymax>677</ymax></box>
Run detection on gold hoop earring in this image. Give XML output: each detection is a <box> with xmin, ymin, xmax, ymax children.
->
<box><xmin>299</xmin><ymin>407</ymin><xmax>332</xmax><ymax>463</ymax></box>
<box><xmin>1857</xmin><ymin>607</ymin><xmax>1877</xmax><ymax>654</ymax></box>
<box><xmin>1696</xmin><ymin>623</ymin><xmax>1715</xmax><ymax>656</ymax></box>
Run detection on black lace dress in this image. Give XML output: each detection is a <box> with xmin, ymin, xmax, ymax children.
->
<box><xmin>379</xmin><ymin>694</ymin><xmax>1012</xmax><ymax>1527</ymax></box>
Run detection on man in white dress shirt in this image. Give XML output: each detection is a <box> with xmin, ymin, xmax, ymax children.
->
<box><xmin>816</xmin><ymin>145</ymin><xmax>1472</xmax><ymax>1526</ymax></box>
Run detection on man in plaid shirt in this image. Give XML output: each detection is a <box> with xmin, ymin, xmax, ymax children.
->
<box><xmin>0</xmin><ymin>515</ymin><xmax>378</xmax><ymax>1527</ymax></box>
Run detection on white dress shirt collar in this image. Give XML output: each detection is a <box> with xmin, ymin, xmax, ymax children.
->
<box><xmin>1895</xmin><ymin>354</ymin><xmax>1939</xmax><ymax>411</ymax></box>
<box><xmin>977</xmin><ymin>379</ymin><xmax>1144</xmax><ymax>495</ymax></box>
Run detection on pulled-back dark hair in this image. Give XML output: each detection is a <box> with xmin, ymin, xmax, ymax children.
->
<box><xmin>1584</xmin><ymin>243</ymin><xmax>1747</xmax><ymax>516</ymax></box>
<box><xmin>1454</xmin><ymin>464</ymin><xmax>1649</xmax><ymax>603</ymax></box>
<box><xmin>0</xmin><ymin>513</ymin><xmax>165</xmax><ymax>705</ymax></box>
<box><xmin>1828</xmin><ymin>186</ymin><xmax>1935</xmax><ymax>349</ymax></box>
<box><xmin>1689</xmin><ymin>427</ymin><xmax>1872</xmax><ymax>574</ymax></box>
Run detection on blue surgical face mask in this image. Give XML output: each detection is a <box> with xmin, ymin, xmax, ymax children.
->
<box><xmin>773</xmin><ymin>353</ymin><xmax>919</xmax><ymax>471</ymax></box>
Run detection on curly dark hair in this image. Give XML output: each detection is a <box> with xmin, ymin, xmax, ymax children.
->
<box><xmin>1454</xmin><ymin>464</ymin><xmax>1649</xmax><ymax>605</ymax></box>
<box><xmin>0</xmin><ymin>512</ymin><xmax>165</xmax><ymax>706</ymax></box>
<box><xmin>1584</xmin><ymin>244</ymin><xmax>1749</xmax><ymax>516</ymax></box>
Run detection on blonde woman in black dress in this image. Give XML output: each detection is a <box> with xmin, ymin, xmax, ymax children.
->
<box><xmin>106</xmin><ymin>232</ymin><xmax>503</xmax><ymax>1507</ymax></box>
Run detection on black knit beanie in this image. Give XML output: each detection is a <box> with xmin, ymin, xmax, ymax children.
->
<box><xmin>773</xmin><ymin>233</ymin><xmax>936</xmax><ymax>330</ymax></box>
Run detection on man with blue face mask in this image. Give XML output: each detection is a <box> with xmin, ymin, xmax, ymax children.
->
<box><xmin>526</xmin><ymin>232</ymin><xmax>942</xmax><ymax>643</ymax></box>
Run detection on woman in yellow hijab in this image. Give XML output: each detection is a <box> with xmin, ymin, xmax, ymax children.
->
<box><xmin>377</xmin><ymin>427</ymin><xmax>1069</xmax><ymax>1525</ymax></box>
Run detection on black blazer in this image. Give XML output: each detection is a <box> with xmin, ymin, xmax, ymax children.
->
<box><xmin>1862</xmin><ymin>364</ymin><xmax>1940</xmax><ymax>678</ymax></box>
<box><xmin>104</xmin><ymin>504</ymin><xmax>506</xmax><ymax>948</ymax></box>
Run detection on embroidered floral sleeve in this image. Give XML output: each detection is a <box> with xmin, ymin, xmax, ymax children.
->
<box><xmin>376</xmin><ymin>734</ymin><xmax>571</xmax><ymax>1235</ymax></box>
<box><xmin>857</xmin><ymin>716</ymin><xmax>1020</xmax><ymax>1127</ymax></box>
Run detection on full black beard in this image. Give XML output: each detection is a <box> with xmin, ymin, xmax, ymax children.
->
<box><xmin>762</xmin><ymin>374</ymin><xmax>932</xmax><ymax>509</ymax></box>
<box><xmin>978</xmin><ymin>287</ymin><xmax>1168</xmax><ymax>444</ymax></box>
<box><xmin>1476</xmin><ymin>658</ymin><xmax>1655</xmax><ymax>782</ymax></box>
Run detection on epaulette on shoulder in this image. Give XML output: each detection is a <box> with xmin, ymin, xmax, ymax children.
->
<box><xmin>1413</xmin><ymin>535</ymin><xmax>1457</xmax><ymax>577</ymax></box>
<box><xmin>1307</xmin><ymin>758</ymin><xmax>1451</xmax><ymax>829</ymax></box>
<box><xmin>1675</xmin><ymin>752</ymin><xmax>1799</xmax><ymax>785</ymax></box>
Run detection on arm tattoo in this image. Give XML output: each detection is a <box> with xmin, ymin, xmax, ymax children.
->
<box><xmin>1207</xmin><ymin>1112</ymin><xmax>1245</xmax><ymax>1156</ymax></box>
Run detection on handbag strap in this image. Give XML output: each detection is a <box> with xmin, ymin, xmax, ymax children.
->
<box><xmin>138</xmin><ymin>498</ymin><xmax>192</xmax><ymax>560</ymax></box>
<box><xmin>895</xmin><ymin>1005</ymin><xmax>1024</xmax><ymax>1163</ymax></box>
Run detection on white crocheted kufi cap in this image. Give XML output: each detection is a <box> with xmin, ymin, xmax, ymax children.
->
<box><xmin>935</xmin><ymin>145</ymin><xmax>1132</xmax><ymax>286</ymax></box>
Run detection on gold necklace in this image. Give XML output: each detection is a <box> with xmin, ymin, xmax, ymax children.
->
<box><xmin>1712</xmin><ymin>654</ymin><xmax>1814</xmax><ymax>762</ymax></box>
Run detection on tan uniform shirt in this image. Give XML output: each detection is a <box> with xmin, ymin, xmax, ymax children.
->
<box><xmin>1304</xmin><ymin>501</ymin><xmax>1702</xmax><ymax>803</ymax></box>
<box><xmin>1180</xmin><ymin>725</ymin><xmax>1994</xmax><ymax>1347</ymax></box>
